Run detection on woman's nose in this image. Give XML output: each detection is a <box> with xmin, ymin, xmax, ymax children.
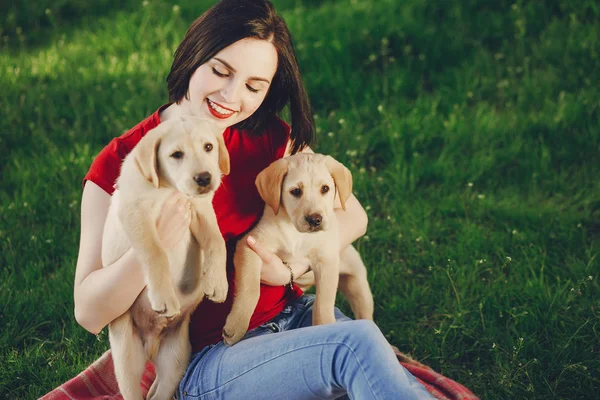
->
<box><xmin>220</xmin><ymin>79</ymin><xmax>243</xmax><ymax>104</ymax></box>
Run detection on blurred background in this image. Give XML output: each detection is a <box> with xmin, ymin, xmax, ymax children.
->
<box><xmin>1</xmin><ymin>0</ymin><xmax>598</xmax><ymax>398</ymax></box>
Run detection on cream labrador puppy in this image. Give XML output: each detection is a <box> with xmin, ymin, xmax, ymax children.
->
<box><xmin>102</xmin><ymin>116</ymin><xmax>229</xmax><ymax>400</ymax></box>
<box><xmin>223</xmin><ymin>153</ymin><xmax>374</xmax><ymax>346</ymax></box>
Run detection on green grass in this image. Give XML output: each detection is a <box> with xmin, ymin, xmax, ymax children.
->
<box><xmin>1</xmin><ymin>0</ymin><xmax>599</xmax><ymax>398</ymax></box>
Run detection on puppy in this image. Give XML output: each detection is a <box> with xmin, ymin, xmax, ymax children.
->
<box><xmin>101</xmin><ymin>116</ymin><xmax>229</xmax><ymax>400</ymax></box>
<box><xmin>222</xmin><ymin>153</ymin><xmax>374</xmax><ymax>346</ymax></box>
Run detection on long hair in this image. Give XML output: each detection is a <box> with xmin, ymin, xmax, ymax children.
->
<box><xmin>166</xmin><ymin>0</ymin><xmax>314</xmax><ymax>153</ymax></box>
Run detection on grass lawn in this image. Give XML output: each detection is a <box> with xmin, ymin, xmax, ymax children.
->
<box><xmin>1</xmin><ymin>0</ymin><xmax>599</xmax><ymax>398</ymax></box>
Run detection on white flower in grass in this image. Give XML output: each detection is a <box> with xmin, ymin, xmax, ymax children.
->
<box><xmin>416</xmin><ymin>237</ymin><xmax>422</xmax><ymax>242</ymax></box>
<box><xmin>492</xmin><ymin>343</ymin><xmax>496</xmax><ymax>348</ymax></box>
<box><xmin>477</xmin><ymin>194</ymin><xmax>485</xmax><ymax>199</ymax></box>
<box><xmin>46</xmin><ymin>239</ymin><xmax>52</xmax><ymax>243</ymax></box>
<box><xmin>506</xmin><ymin>256</ymin><xmax>512</xmax><ymax>262</ymax></box>
<box><xmin>512</xmin><ymin>229</ymin><xmax>518</xmax><ymax>235</ymax></box>
<box><xmin>142</xmin><ymin>0</ymin><xmax>149</xmax><ymax>6</ymax></box>
<box><xmin>359</xmin><ymin>167</ymin><xmax>366</xmax><ymax>174</ymax></box>
<box><xmin>327</xmin><ymin>131</ymin><xmax>334</xmax><ymax>137</ymax></box>
<box><xmin>31</xmin><ymin>235</ymin><xmax>37</xmax><ymax>241</ymax></box>
<box><xmin>377</xmin><ymin>104</ymin><xmax>383</xmax><ymax>113</ymax></box>
<box><xmin>172</xmin><ymin>5</ymin><xmax>180</xmax><ymax>13</ymax></box>
<box><xmin>467</xmin><ymin>182</ymin><xmax>473</xmax><ymax>187</ymax></box>
<box><xmin>589</xmin><ymin>276</ymin><xmax>593</xmax><ymax>281</ymax></box>
<box><xmin>23</xmin><ymin>202</ymin><xmax>28</xmax><ymax>207</ymax></box>
<box><xmin>338</xmin><ymin>118</ymin><xmax>345</xmax><ymax>125</ymax></box>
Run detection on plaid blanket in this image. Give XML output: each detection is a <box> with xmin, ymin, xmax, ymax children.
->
<box><xmin>41</xmin><ymin>346</ymin><xmax>478</xmax><ymax>399</ymax></box>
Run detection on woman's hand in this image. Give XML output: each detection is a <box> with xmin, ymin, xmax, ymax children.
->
<box><xmin>246</xmin><ymin>236</ymin><xmax>310</xmax><ymax>286</ymax></box>
<box><xmin>156</xmin><ymin>191</ymin><xmax>192</xmax><ymax>249</ymax></box>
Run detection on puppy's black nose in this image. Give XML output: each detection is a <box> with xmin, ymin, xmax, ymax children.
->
<box><xmin>305</xmin><ymin>214</ymin><xmax>322</xmax><ymax>227</ymax></box>
<box><xmin>194</xmin><ymin>172</ymin><xmax>211</xmax><ymax>187</ymax></box>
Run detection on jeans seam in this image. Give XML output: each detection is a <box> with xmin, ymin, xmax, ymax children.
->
<box><xmin>196</xmin><ymin>341</ymin><xmax>377</xmax><ymax>399</ymax></box>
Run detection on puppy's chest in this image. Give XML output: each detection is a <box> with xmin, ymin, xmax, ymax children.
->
<box><xmin>268</xmin><ymin>229</ymin><xmax>330</xmax><ymax>263</ymax></box>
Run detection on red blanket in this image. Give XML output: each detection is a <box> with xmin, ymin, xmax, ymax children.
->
<box><xmin>41</xmin><ymin>346</ymin><xmax>478</xmax><ymax>399</ymax></box>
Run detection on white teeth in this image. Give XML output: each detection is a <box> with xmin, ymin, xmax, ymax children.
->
<box><xmin>208</xmin><ymin>99</ymin><xmax>234</xmax><ymax>115</ymax></box>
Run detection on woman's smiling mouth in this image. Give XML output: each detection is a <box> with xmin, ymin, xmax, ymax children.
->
<box><xmin>207</xmin><ymin>98</ymin><xmax>236</xmax><ymax>119</ymax></box>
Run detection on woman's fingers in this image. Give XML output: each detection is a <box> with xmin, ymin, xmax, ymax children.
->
<box><xmin>246</xmin><ymin>236</ymin><xmax>273</xmax><ymax>263</ymax></box>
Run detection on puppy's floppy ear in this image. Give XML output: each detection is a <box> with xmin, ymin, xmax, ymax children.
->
<box><xmin>325</xmin><ymin>156</ymin><xmax>353</xmax><ymax>211</ymax></box>
<box><xmin>133</xmin><ymin>124</ymin><xmax>167</xmax><ymax>188</ymax></box>
<box><xmin>215</xmin><ymin>134</ymin><xmax>230</xmax><ymax>175</ymax></box>
<box><xmin>256</xmin><ymin>158</ymin><xmax>289</xmax><ymax>215</ymax></box>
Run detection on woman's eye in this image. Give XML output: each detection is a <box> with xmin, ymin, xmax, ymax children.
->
<box><xmin>212</xmin><ymin>67</ymin><xmax>228</xmax><ymax>77</ymax></box>
<box><xmin>321</xmin><ymin>185</ymin><xmax>330</xmax><ymax>194</ymax></box>
<box><xmin>290</xmin><ymin>188</ymin><xmax>302</xmax><ymax>197</ymax></box>
<box><xmin>171</xmin><ymin>151</ymin><xmax>184</xmax><ymax>159</ymax></box>
<box><xmin>204</xmin><ymin>143</ymin><xmax>213</xmax><ymax>152</ymax></box>
<box><xmin>246</xmin><ymin>84</ymin><xmax>259</xmax><ymax>93</ymax></box>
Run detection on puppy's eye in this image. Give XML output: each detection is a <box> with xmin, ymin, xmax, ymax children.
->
<box><xmin>290</xmin><ymin>188</ymin><xmax>303</xmax><ymax>197</ymax></box>
<box><xmin>171</xmin><ymin>151</ymin><xmax>184</xmax><ymax>159</ymax></box>
<box><xmin>204</xmin><ymin>143</ymin><xmax>213</xmax><ymax>152</ymax></box>
<box><xmin>321</xmin><ymin>185</ymin><xmax>330</xmax><ymax>194</ymax></box>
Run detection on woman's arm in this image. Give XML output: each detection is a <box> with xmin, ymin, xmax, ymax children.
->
<box><xmin>73</xmin><ymin>182</ymin><xmax>146</xmax><ymax>334</ymax></box>
<box><xmin>73</xmin><ymin>182</ymin><xmax>191</xmax><ymax>334</ymax></box>
<box><xmin>334</xmin><ymin>193</ymin><xmax>368</xmax><ymax>250</ymax></box>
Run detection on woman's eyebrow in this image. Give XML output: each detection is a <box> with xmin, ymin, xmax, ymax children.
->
<box><xmin>213</xmin><ymin>57</ymin><xmax>271</xmax><ymax>84</ymax></box>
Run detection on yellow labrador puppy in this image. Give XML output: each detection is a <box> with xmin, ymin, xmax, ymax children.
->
<box><xmin>223</xmin><ymin>153</ymin><xmax>374</xmax><ymax>346</ymax></box>
<box><xmin>102</xmin><ymin>116</ymin><xmax>229</xmax><ymax>400</ymax></box>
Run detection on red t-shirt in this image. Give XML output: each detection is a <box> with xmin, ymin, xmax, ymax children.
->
<box><xmin>83</xmin><ymin>105</ymin><xmax>303</xmax><ymax>352</ymax></box>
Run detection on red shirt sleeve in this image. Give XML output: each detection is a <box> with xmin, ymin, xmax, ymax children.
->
<box><xmin>82</xmin><ymin>138</ymin><xmax>126</xmax><ymax>195</ymax></box>
<box><xmin>82</xmin><ymin>107</ymin><xmax>163</xmax><ymax>195</ymax></box>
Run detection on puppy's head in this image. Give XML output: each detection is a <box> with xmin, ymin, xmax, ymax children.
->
<box><xmin>134</xmin><ymin>116</ymin><xmax>230</xmax><ymax>196</ymax></box>
<box><xmin>256</xmin><ymin>153</ymin><xmax>352</xmax><ymax>233</ymax></box>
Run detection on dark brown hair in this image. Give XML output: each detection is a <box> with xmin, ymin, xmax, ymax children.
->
<box><xmin>167</xmin><ymin>0</ymin><xmax>314</xmax><ymax>154</ymax></box>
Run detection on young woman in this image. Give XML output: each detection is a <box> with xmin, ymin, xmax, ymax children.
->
<box><xmin>73</xmin><ymin>1</ymin><xmax>433</xmax><ymax>398</ymax></box>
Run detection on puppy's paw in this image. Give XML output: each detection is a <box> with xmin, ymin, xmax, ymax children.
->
<box><xmin>202</xmin><ymin>262</ymin><xmax>229</xmax><ymax>303</ymax></box>
<box><xmin>205</xmin><ymin>273</ymin><xmax>229</xmax><ymax>304</ymax></box>
<box><xmin>148</xmin><ymin>287</ymin><xmax>181</xmax><ymax>318</ymax></box>
<box><xmin>222</xmin><ymin>313</ymin><xmax>249</xmax><ymax>346</ymax></box>
<box><xmin>312</xmin><ymin>312</ymin><xmax>336</xmax><ymax>326</ymax></box>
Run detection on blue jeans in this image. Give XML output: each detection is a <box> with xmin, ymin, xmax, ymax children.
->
<box><xmin>177</xmin><ymin>295</ymin><xmax>433</xmax><ymax>399</ymax></box>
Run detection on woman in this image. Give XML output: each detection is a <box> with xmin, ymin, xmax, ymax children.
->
<box><xmin>74</xmin><ymin>0</ymin><xmax>433</xmax><ymax>398</ymax></box>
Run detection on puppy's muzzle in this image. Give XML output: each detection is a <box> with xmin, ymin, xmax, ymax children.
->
<box><xmin>193</xmin><ymin>172</ymin><xmax>213</xmax><ymax>194</ymax></box>
<box><xmin>194</xmin><ymin>172</ymin><xmax>212</xmax><ymax>187</ymax></box>
<box><xmin>305</xmin><ymin>213</ymin><xmax>323</xmax><ymax>231</ymax></box>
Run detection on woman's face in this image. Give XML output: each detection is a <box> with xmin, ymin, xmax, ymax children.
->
<box><xmin>183</xmin><ymin>38</ymin><xmax>278</xmax><ymax>130</ymax></box>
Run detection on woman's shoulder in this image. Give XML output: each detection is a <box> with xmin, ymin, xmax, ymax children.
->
<box><xmin>82</xmin><ymin>105</ymin><xmax>167</xmax><ymax>194</ymax></box>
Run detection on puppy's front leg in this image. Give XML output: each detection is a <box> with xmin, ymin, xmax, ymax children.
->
<box><xmin>190</xmin><ymin>206</ymin><xmax>228</xmax><ymax>303</ymax></box>
<box><xmin>222</xmin><ymin>241</ymin><xmax>262</xmax><ymax>345</ymax></box>
<box><xmin>311</xmin><ymin>252</ymin><xmax>340</xmax><ymax>325</ymax></box>
<box><xmin>119</xmin><ymin>202</ymin><xmax>180</xmax><ymax>317</ymax></box>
